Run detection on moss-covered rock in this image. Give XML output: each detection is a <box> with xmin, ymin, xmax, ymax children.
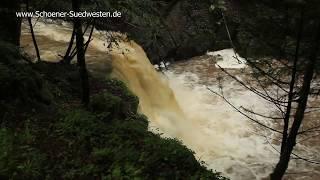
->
<box><xmin>90</xmin><ymin>78</ymin><xmax>140</xmax><ymax>121</ymax></box>
<box><xmin>90</xmin><ymin>92</ymin><xmax>122</xmax><ymax>120</ymax></box>
<box><xmin>105</xmin><ymin>79</ymin><xmax>139</xmax><ymax>115</ymax></box>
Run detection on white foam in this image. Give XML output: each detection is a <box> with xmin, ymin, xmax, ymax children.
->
<box><xmin>207</xmin><ymin>49</ymin><xmax>247</xmax><ymax>69</ymax></box>
<box><xmin>20</xmin><ymin>20</ymin><xmax>320</xmax><ymax>180</ymax></box>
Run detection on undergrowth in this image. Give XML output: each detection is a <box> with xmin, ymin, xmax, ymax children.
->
<box><xmin>0</xmin><ymin>42</ymin><xmax>227</xmax><ymax>180</ymax></box>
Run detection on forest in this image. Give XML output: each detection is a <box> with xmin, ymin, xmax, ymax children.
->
<box><xmin>0</xmin><ymin>0</ymin><xmax>320</xmax><ymax>179</ymax></box>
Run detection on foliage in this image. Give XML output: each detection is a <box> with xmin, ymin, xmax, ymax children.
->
<box><xmin>210</xmin><ymin>0</ymin><xmax>227</xmax><ymax>12</ymax></box>
<box><xmin>0</xmin><ymin>42</ymin><xmax>54</xmax><ymax>128</ymax></box>
<box><xmin>0</xmin><ymin>44</ymin><xmax>227</xmax><ymax>179</ymax></box>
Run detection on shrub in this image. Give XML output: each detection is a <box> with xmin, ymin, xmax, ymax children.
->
<box><xmin>90</xmin><ymin>92</ymin><xmax>122</xmax><ymax>120</ymax></box>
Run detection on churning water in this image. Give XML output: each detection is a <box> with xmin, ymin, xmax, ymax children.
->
<box><xmin>21</xmin><ymin>20</ymin><xmax>320</xmax><ymax>180</ymax></box>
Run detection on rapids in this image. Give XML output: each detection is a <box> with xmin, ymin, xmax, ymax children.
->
<box><xmin>20</xmin><ymin>20</ymin><xmax>320</xmax><ymax>180</ymax></box>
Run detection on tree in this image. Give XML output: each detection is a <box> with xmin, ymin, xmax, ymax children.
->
<box><xmin>270</xmin><ymin>19</ymin><xmax>320</xmax><ymax>180</ymax></box>
<box><xmin>0</xmin><ymin>0</ymin><xmax>21</xmax><ymax>45</ymax></box>
<box><xmin>72</xmin><ymin>0</ymin><xmax>90</xmax><ymax>106</ymax></box>
<box><xmin>208</xmin><ymin>1</ymin><xmax>320</xmax><ymax>179</ymax></box>
<box><xmin>61</xmin><ymin>20</ymin><xmax>95</xmax><ymax>64</ymax></box>
<box><xmin>62</xmin><ymin>26</ymin><xmax>76</xmax><ymax>63</ymax></box>
<box><xmin>25</xmin><ymin>0</ymin><xmax>41</xmax><ymax>61</ymax></box>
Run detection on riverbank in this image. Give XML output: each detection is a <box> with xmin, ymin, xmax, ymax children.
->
<box><xmin>0</xmin><ymin>42</ymin><xmax>226</xmax><ymax>179</ymax></box>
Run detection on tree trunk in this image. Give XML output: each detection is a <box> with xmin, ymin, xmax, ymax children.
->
<box><xmin>84</xmin><ymin>20</ymin><xmax>95</xmax><ymax>54</ymax></box>
<box><xmin>0</xmin><ymin>0</ymin><xmax>21</xmax><ymax>45</ymax></box>
<box><xmin>26</xmin><ymin>0</ymin><xmax>41</xmax><ymax>61</ymax></box>
<box><xmin>64</xmin><ymin>21</ymin><xmax>93</xmax><ymax>64</ymax></box>
<box><xmin>280</xmin><ymin>8</ymin><xmax>304</xmax><ymax>155</ymax></box>
<box><xmin>270</xmin><ymin>21</ymin><xmax>320</xmax><ymax>180</ymax></box>
<box><xmin>63</xmin><ymin>25</ymin><xmax>76</xmax><ymax>64</ymax></box>
<box><xmin>72</xmin><ymin>0</ymin><xmax>90</xmax><ymax>106</ymax></box>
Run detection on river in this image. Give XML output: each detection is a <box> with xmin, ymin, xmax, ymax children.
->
<box><xmin>21</xmin><ymin>19</ymin><xmax>320</xmax><ymax>180</ymax></box>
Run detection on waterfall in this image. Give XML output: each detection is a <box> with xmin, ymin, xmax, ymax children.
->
<box><xmin>20</xmin><ymin>20</ymin><xmax>320</xmax><ymax>180</ymax></box>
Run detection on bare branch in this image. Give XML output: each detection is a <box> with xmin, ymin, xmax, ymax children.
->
<box><xmin>298</xmin><ymin>124</ymin><xmax>320</xmax><ymax>135</ymax></box>
<box><xmin>291</xmin><ymin>152</ymin><xmax>320</xmax><ymax>165</ymax></box>
<box><xmin>215</xmin><ymin>64</ymin><xmax>292</xmax><ymax>106</ymax></box>
<box><xmin>241</xmin><ymin>106</ymin><xmax>283</xmax><ymax>120</ymax></box>
<box><xmin>263</xmin><ymin>132</ymin><xmax>320</xmax><ymax>165</ymax></box>
<box><xmin>207</xmin><ymin>87</ymin><xmax>283</xmax><ymax>134</ymax></box>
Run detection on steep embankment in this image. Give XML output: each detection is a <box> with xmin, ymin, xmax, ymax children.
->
<box><xmin>0</xmin><ymin>42</ymin><xmax>226</xmax><ymax>179</ymax></box>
